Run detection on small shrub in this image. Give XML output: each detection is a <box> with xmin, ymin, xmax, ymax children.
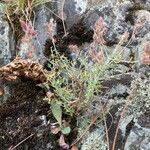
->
<box><xmin>43</xmin><ymin>47</ymin><xmax>122</xmax><ymax>117</ymax></box>
<box><xmin>3</xmin><ymin>0</ymin><xmax>50</xmax><ymax>15</ymax></box>
<box><xmin>42</xmin><ymin>16</ymin><xmax>131</xmax><ymax>147</ymax></box>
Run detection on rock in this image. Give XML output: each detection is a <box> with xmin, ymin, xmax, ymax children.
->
<box><xmin>133</xmin><ymin>0</ymin><xmax>150</xmax><ymax>11</ymax></box>
<box><xmin>124</xmin><ymin>122</ymin><xmax>150</xmax><ymax>150</ymax></box>
<box><xmin>80</xmin><ymin>128</ymin><xmax>107</xmax><ymax>150</ymax></box>
<box><xmin>87</xmin><ymin>0</ymin><xmax>114</xmax><ymax>8</ymax></box>
<box><xmin>110</xmin><ymin>84</ymin><xmax>129</xmax><ymax>97</ymax></box>
<box><xmin>32</xmin><ymin>3</ymin><xmax>56</xmax><ymax>64</ymax></box>
<box><xmin>0</xmin><ymin>16</ymin><xmax>14</xmax><ymax>67</ymax></box>
<box><xmin>82</xmin><ymin>1</ymin><xmax>133</xmax><ymax>44</ymax></box>
<box><xmin>119</xmin><ymin>115</ymin><xmax>134</xmax><ymax>137</ymax></box>
<box><xmin>0</xmin><ymin>14</ymin><xmax>14</xmax><ymax>105</ymax></box>
<box><xmin>132</xmin><ymin>10</ymin><xmax>150</xmax><ymax>67</ymax></box>
<box><xmin>57</xmin><ymin>0</ymin><xmax>88</xmax><ymax>29</ymax></box>
<box><xmin>60</xmin><ymin>0</ymin><xmax>149</xmax><ymax>55</ymax></box>
<box><xmin>19</xmin><ymin>2</ymin><xmax>57</xmax><ymax>64</ymax></box>
<box><xmin>107</xmin><ymin>45</ymin><xmax>132</xmax><ymax>61</ymax></box>
<box><xmin>119</xmin><ymin>75</ymin><xmax>150</xmax><ymax>150</ymax></box>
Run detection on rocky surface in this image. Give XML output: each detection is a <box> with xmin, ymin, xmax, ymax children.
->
<box><xmin>19</xmin><ymin>2</ymin><xmax>56</xmax><ymax>64</ymax></box>
<box><xmin>80</xmin><ymin>128</ymin><xmax>107</xmax><ymax>150</ymax></box>
<box><xmin>0</xmin><ymin>17</ymin><xmax>13</xmax><ymax>66</ymax></box>
<box><xmin>0</xmin><ymin>13</ymin><xmax>14</xmax><ymax>104</ymax></box>
<box><xmin>124</xmin><ymin>121</ymin><xmax>150</xmax><ymax>150</ymax></box>
<box><xmin>0</xmin><ymin>0</ymin><xmax>150</xmax><ymax>149</ymax></box>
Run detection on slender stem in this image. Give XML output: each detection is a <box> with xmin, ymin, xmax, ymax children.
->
<box><xmin>101</xmin><ymin>104</ymin><xmax>110</xmax><ymax>150</ymax></box>
<box><xmin>44</xmin><ymin>6</ymin><xmax>62</xmax><ymax>19</ymax></box>
<box><xmin>9</xmin><ymin>134</ymin><xmax>34</xmax><ymax>150</ymax></box>
<box><xmin>71</xmin><ymin>113</ymin><xmax>101</xmax><ymax>146</ymax></box>
<box><xmin>112</xmin><ymin>104</ymin><xmax>127</xmax><ymax>150</ymax></box>
<box><xmin>112</xmin><ymin>83</ymin><xmax>136</xmax><ymax>150</ymax></box>
<box><xmin>61</xmin><ymin>0</ymin><xmax>67</xmax><ymax>36</ymax></box>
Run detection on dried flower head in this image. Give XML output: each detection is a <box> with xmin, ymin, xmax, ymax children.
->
<box><xmin>93</xmin><ymin>17</ymin><xmax>107</xmax><ymax>45</ymax></box>
<box><xmin>89</xmin><ymin>49</ymin><xmax>104</xmax><ymax>64</ymax></box>
<box><xmin>20</xmin><ymin>20</ymin><xmax>37</xmax><ymax>36</ymax></box>
<box><xmin>132</xmin><ymin>17</ymin><xmax>145</xmax><ymax>39</ymax></box>
<box><xmin>46</xmin><ymin>19</ymin><xmax>56</xmax><ymax>40</ymax></box>
<box><xmin>141</xmin><ymin>42</ymin><xmax>150</xmax><ymax>64</ymax></box>
<box><xmin>121</xmin><ymin>31</ymin><xmax>130</xmax><ymax>43</ymax></box>
<box><xmin>68</xmin><ymin>44</ymin><xmax>79</xmax><ymax>55</ymax></box>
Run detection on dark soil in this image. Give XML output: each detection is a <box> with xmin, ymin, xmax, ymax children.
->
<box><xmin>0</xmin><ymin>78</ymin><xmax>59</xmax><ymax>150</ymax></box>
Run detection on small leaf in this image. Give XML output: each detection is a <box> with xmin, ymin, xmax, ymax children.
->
<box><xmin>51</xmin><ymin>102</ymin><xmax>62</xmax><ymax>126</ymax></box>
<box><xmin>61</xmin><ymin>126</ymin><xmax>71</xmax><ymax>135</ymax></box>
<box><xmin>47</xmin><ymin>63</ymin><xmax>53</xmax><ymax>68</ymax></box>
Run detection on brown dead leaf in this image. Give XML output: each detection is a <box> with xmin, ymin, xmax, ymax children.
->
<box><xmin>0</xmin><ymin>87</ymin><xmax>4</xmax><ymax>96</ymax></box>
<box><xmin>141</xmin><ymin>42</ymin><xmax>150</xmax><ymax>64</ymax></box>
<box><xmin>59</xmin><ymin>134</ymin><xmax>69</xmax><ymax>149</ymax></box>
<box><xmin>50</xmin><ymin>126</ymin><xmax>61</xmax><ymax>134</ymax></box>
<box><xmin>71</xmin><ymin>145</ymin><xmax>78</xmax><ymax>150</ymax></box>
<box><xmin>46</xmin><ymin>91</ymin><xmax>54</xmax><ymax>99</ymax></box>
<box><xmin>6</xmin><ymin>76</ymin><xmax>17</xmax><ymax>81</ymax></box>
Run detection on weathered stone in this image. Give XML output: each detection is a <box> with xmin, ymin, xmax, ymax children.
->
<box><xmin>0</xmin><ymin>16</ymin><xmax>14</xmax><ymax>66</ymax></box>
<box><xmin>57</xmin><ymin>0</ymin><xmax>88</xmax><ymax>29</ymax></box>
<box><xmin>0</xmin><ymin>14</ymin><xmax>14</xmax><ymax>105</ymax></box>
<box><xmin>124</xmin><ymin>122</ymin><xmax>150</xmax><ymax>150</ymax></box>
<box><xmin>80</xmin><ymin>128</ymin><xmax>107</xmax><ymax>150</ymax></box>
<box><xmin>83</xmin><ymin>1</ymin><xmax>133</xmax><ymax>44</ymax></box>
<box><xmin>32</xmin><ymin>3</ymin><xmax>55</xmax><ymax>63</ymax></box>
<box><xmin>110</xmin><ymin>84</ymin><xmax>129</xmax><ymax>96</ymax></box>
<box><xmin>132</xmin><ymin>10</ymin><xmax>150</xmax><ymax>67</ymax></box>
<box><xmin>119</xmin><ymin>115</ymin><xmax>134</xmax><ymax>137</ymax></box>
<box><xmin>19</xmin><ymin>2</ymin><xmax>56</xmax><ymax>64</ymax></box>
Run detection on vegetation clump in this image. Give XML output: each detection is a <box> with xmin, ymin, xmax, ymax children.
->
<box><xmin>1</xmin><ymin>0</ymin><xmax>49</xmax><ymax>15</ymax></box>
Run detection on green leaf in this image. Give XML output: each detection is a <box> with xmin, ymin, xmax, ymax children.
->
<box><xmin>61</xmin><ymin>126</ymin><xmax>71</xmax><ymax>135</ymax></box>
<box><xmin>51</xmin><ymin>102</ymin><xmax>62</xmax><ymax>126</ymax></box>
<box><xmin>0</xmin><ymin>3</ymin><xmax>6</xmax><ymax>13</ymax></box>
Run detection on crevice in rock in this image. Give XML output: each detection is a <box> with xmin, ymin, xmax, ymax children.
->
<box><xmin>44</xmin><ymin>18</ymin><xmax>94</xmax><ymax>58</ymax></box>
<box><xmin>121</xmin><ymin>119</ymin><xmax>135</xmax><ymax>149</ymax></box>
<box><xmin>106</xmin><ymin>105</ymin><xmax>124</xmax><ymax>150</ymax></box>
<box><xmin>125</xmin><ymin>4</ymin><xmax>144</xmax><ymax>25</ymax></box>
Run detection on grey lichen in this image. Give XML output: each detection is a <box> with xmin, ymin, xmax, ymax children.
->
<box><xmin>126</xmin><ymin>75</ymin><xmax>150</xmax><ymax>118</ymax></box>
<box><xmin>80</xmin><ymin>128</ymin><xmax>107</xmax><ymax>150</ymax></box>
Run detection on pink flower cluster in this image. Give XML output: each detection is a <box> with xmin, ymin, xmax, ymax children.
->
<box><xmin>141</xmin><ymin>42</ymin><xmax>150</xmax><ymax>64</ymax></box>
<box><xmin>20</xmin><ymin>20</ymin><xmax>37</xmax><ymax>36</ymax></box>
<box><xmin>93</xmin><ymin>17</ymin><xmax>107</xmax><ymax>45</ymax></box>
